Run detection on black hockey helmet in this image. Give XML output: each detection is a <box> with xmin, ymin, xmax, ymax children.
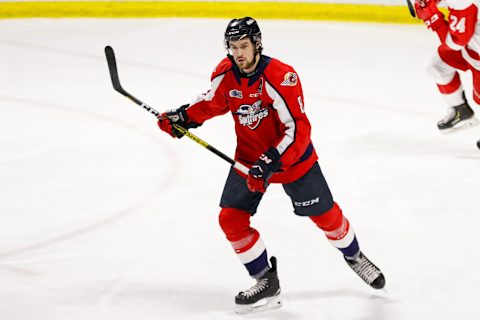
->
<box><xmin>224</xmin><ymin>17</ymin><xmax>262</xmax><ymax>49</ymax></box>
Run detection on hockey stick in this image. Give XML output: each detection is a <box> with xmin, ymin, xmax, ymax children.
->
<box><xmin>406</xmin><ymin>0</ymin><xmax>416</xmax><ymax>17</ymax></box>
<box><xmin>104</xmin><ymin>45</ymin><xmax>250</xmax><ymax>175</ymax></box>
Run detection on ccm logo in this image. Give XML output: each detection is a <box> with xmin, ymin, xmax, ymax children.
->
<box><xmin>294</xmin><ymin>197</ymin><xmax>320</xmax><ymax>207</ymax></box>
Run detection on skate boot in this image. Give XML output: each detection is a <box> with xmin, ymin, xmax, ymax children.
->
<box><xmin>344</xmin><ymin>252</ymin><xmax>385</xmax><ymax>290</ymax></box>
<box><xmin>235</xmin><ymin>256</ymin><xmax>282</xmax><ymax>314</ymax></box>
<box><xmin>437</xmin><ymin>97</ymin><xmax>478</xmax><ymax>133</ymax></box>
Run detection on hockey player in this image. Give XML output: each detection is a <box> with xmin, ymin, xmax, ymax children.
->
<box><xmin>157</xmin><ymin>17</ymin><xmax>385</xmax><ymax>313</ymax></box>
<box><xmin>415</xmin><ymin>0</ymin><xmax>480</xmax><ymax>132</ymax></box>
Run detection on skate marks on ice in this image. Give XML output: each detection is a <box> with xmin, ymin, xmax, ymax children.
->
<box><xmin>309</xmin><ymin>93</ymin><xmax>480</xmax><ymax>158</ymax></box>
<box><xmin>0</xmin><ymin>37</ymin><xmax>206</xmax><ymax>80</ymax></box>
<box><xmin>0</xmin><ymin>95</ymin><xmax>179</xmax><ymax>258</ymax></box>
<box><xmin>86</xmin><ymin>285</ymin><xmax>388</xmax><ymax>320</ymax></box>
<box><xmin>75</xmin><ymin>283</ymin><xmax>239</xmax><ymax>320</ymax></box>
<box><xmin>262</xmin><ymin>289</ymin><xmax>388</xmax><ymax>320</ymax></box>
<box><xmin>1</xmin><ymin>19</ymin><xmax>479</xmax><ymax>320</ymax></box>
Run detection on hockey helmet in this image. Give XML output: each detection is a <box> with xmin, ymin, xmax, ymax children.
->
<box><xmin>224</xmin><ymin>17</ymin><xmax>262</xmax><ymax>48</ymax></box>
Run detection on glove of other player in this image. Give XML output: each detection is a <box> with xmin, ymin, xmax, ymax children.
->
<box><xmin>247</xmin><ymin>147</ymin><xmax>282</xmax><ymax>193</ymax></box>
<box><xmin>157</xmin><ymin>104</ymin><xmax>195</xmax><ymax>138</ymax></box>
<box><xmin>415</xmin><ymin>0</ymin><xmax>445</xmax><ymax>30</ymax></box>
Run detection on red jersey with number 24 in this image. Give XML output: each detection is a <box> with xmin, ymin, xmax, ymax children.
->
<box><xmin>443</xmin><ymin>0</ymin><xmax>480</xmax><ymax>67</ymax></box>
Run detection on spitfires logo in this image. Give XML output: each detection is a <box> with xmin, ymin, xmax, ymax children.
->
<box><xmin>235</xmin><ymin>100</ymin><xmax>269</xmax><ymax>130</ymax></box>
<box><xmin>281</xmin><ymin>72</ymin><xmax>298</xmax><ymax>86</ymax></box>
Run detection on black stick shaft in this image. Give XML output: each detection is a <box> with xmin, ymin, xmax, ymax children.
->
<box><xmin>104</xmin><ymin>46</ymin><xmax>249</xmax><ymax>175</ymax></box>
<box><xmin>406</xmin><ymin>0</ymin><xmax>416</xmax><ymax>17</ymax></box>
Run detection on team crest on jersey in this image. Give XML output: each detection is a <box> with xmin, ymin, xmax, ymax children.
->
<box><xmin>229</xmin><ymin>89</ymin><xmax>243</xmax><ymax>99</ymax></box>
<box><xmin>281</xmin><ymin>72</ymin><xmax>298</xmax><ymax>86</ymax></box>
<box><xmin>235</xmin><ymin>100</ymin><xmax>269</xmax><ymax>130</ymax></box>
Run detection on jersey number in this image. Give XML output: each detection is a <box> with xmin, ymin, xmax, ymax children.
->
<box><xmin>450</xmin><ymin>15</ymin><xmax>466</xmax><ymax>33</ymax></box>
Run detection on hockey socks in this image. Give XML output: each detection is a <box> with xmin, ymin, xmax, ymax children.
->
<box><xmin>219</xmin><ymin>208</ymin><xmax>269</xmax><ymax>278</ymax></box>
<box><xmin>310</xmin><ymin>203</ymin><xmax>386</xmax><ymax>289</ymax></box>
<box><xmin>309</xmin><ymin>202</ymin><xmax>360</xmax><ymax>258</ymax></box>
<box><xmin>232</xmin><ymin>231</ymin><xmax>269</xmax><ymax>278</ymax></box>
<box><xmin>437</xmin><ymin>72</ymin><xmax>466</xmax><ymax>105</ymax></box>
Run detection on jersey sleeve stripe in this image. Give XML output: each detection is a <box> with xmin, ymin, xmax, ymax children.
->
<box><xmin>264</xmin><ymin>79</ymin><xmax>296</xmax><ymax>155</ymax></box>
<box><xmin>446</xmin><ymin>33</ymin><xmax>465</xmax><ymax>50</ymax></box>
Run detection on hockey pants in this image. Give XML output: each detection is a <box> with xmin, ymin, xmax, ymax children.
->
<box><xmin>427</xmin><ymin>44</ymin><xmax>480</xmax><ymax>106</ymax></box>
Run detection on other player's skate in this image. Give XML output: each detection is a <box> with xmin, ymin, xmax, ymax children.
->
<box><xmin>235</xmin><ymin>256</ymin><xmax>282</xmax><ymax>314</ymax></box>
<box><xmin>437</xmin><ymin>98</ymin><xmax>479</xmax><ymax>133</ymax></box>
<box><xmin>344</xmin><ymin>251</ymin><xmax>385</xmax><ymax>290</ymax></box>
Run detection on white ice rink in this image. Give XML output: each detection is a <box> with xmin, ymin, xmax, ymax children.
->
<box><xmin>1</xmin><ymin>18</ymin><xmax>480</xmax><ymax>320</ymax></box>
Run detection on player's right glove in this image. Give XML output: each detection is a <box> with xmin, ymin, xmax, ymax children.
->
<box><xmin>247</xmin><ymin>147</ymin><xmax>283</xmax><ymax>193</ymax></box>
<box><xmin>414</xmin><ymin>0</ymin><xmax>446</xmax><ymax>31</ymax></box>
<box><xmin>157</xmin><ymin>104</ymin><xmax>199</xmax><ymax>138</ymax></box>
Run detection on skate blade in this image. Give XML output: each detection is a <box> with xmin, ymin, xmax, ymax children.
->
<box><xmin>440</xmin><ymin>117</ymin><xmax>479</xmax><ymax>135</ymax></box>
<box><xmin>235</xmin><ymin>295</ymin><xmax>282</xmax><ymax>314</ymax></box>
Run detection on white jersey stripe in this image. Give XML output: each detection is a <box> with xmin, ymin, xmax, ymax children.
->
<box><xmin>446</xmin><ymin>33</ymin><xmax>465</xmax><ymax>51</ymax></box>
<box><xmin>265</xmin><ymin>81</ymin><xmax>296</xmax><ymax>155</ymax></box>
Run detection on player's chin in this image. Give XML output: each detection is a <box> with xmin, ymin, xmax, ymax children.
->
<box><xmin>236</xmin><ymin>59</ymin><xmax>246</xmax><ymax>67</ymax></box>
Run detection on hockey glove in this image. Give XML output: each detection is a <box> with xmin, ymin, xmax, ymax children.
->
<box><xmin>415</xmin><ymin>0</ymin><xmax>446</xmax><ymax>31</ymax></box>
<box><xmin>247</xmin><ymin>147</ymin><xmax>282</xmax><ymax>193</ymax></box>
<box><xmin>157</xmin><ymin>104</ymin><xmax>199</xmax><ymax>138</ymax></box>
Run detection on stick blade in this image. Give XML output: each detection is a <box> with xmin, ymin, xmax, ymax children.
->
<box><xmin>104</xmin><ymin>45</ymin><xmax>125</xmax><ymax>93</ymax></box>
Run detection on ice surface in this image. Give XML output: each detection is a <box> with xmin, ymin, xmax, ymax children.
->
<box><xmin>1</xmin><ymin>18</ymin><xmax>479</xmax><ymax>320</ymax></box>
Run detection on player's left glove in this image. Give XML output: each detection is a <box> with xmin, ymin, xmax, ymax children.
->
<box><xmin>415</xmin><ymin>0</ymin><xmax>446</xmax><ymax>31</ymax></box>
<box><xmin>247</xmin><ymin>147</ymin><xmax>282</xmax><ymax>193</ymax></box>
<box><xmin>157</xmin><ymin>104</ymin><xmax>199</xmax><ymax>138</ymax></box>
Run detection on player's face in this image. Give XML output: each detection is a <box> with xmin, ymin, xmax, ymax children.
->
<box><xmin>228</xmin><ymin>38</ymin><xmax>258</xmax><ymax>72</ymax></box>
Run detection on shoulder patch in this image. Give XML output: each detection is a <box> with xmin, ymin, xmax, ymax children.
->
<box><xmin>280</xmin><ymin>72</ymin><xmax>298</xmax><ymax>86</ymax></box>
<box><xmin>229</xmin><ymin>89</ymin><xmax>243</xmax><ymax>99</ymax></box>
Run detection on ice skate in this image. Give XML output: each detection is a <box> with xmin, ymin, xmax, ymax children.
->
<box><xmin>344</xmin><ymin>252</ymin><xmax>385</xmax><ymax>290</ymax></box>
<box><xmin>437</xmin><ymin>100</ymin><xmax>478</xmax><ymax>133</ymax></box>
<box><xmin>234</xmin><ymin>256</ymin><xmax>282</xmax><ymax>314</ymax></box>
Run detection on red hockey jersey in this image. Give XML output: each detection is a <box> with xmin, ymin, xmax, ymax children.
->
<box><xmin>443</xmin><ymin>0</ymin><xmax>480</xmax><ymax>68</ymax></box>
<box><xmin>185</xmin><ymin>55</ymin><xmax>318</xmax><ymax>184</ymax></box>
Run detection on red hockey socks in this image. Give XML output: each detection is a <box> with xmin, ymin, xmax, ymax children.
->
<box><xmin>219</xmin><ymin>208</ymin><xmax>269</xmax><ymax>278</ymax></box>
<box><xmin>309</xmin><ymin>202</ymin><xmax>360</xmax><ymax>258</ymax></box>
